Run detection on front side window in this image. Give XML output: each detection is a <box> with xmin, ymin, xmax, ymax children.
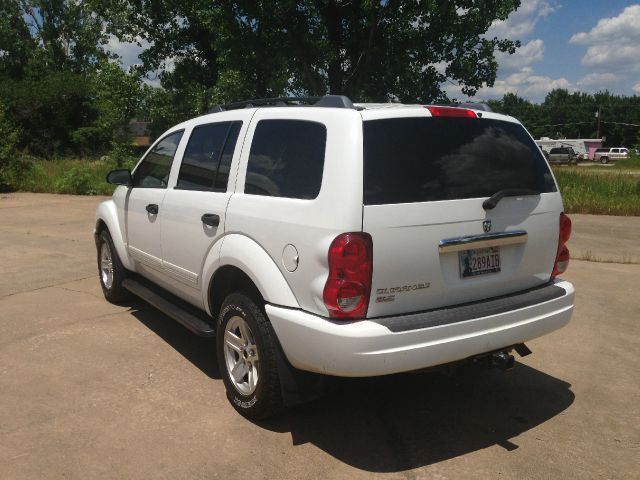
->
<box><xmin>176</xmin><ymin>121</ymin><xmax>242</xmax><ymax>191</ymax></box>
<box><xmin>244</xmin><ymin>120</ymin><xmax>327</xmax><ymax>199</ymax></box>
<box><xmin>133</xmin><ymin>130</ymin><xmax>184</xmax><ymax>188</ymax></box>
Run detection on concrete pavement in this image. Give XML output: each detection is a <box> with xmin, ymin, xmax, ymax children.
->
<box><xmin>0</xmin><ymin>193</ymin><xmax>638</xmax><ymax>479</ymax></box>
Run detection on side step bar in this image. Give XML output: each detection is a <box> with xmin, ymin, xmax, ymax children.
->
<box><xmin>122</xmin><ymin>278</ymin><xmax>215</xmax><ymax>337</ymax></box>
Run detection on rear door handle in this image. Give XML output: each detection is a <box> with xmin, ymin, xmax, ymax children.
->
<box><xmin>201</xmin><ymin>213</ymin><xmax>220</xmax><ymax>227</ymax></box>
<box><xmin>146</xmin><ymin>203</ymin><xmax>159</xmax><ymax>215</ymax></box>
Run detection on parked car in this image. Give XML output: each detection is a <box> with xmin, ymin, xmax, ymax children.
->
<box><xmin>538</xmin><ymin>145</ymin><xmax>550</xmax><ymax>160</ymax></box>
<box><xmin>95</xmin><ymin>96</ymin><xmax>575</xmax><ymax>419</ymax></box>
<box><xmin>548</xmin><ymin>147</ymin><xmax>578</xmax><ymax>165</ymax></box>
<box><xmin>593</xmin><ymin>147</ymin><xmax>630</xmax><ymax>164</ymax></box>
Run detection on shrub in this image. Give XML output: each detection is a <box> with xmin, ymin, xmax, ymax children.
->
<box><xmin>54</xmin><ymin>164</ymin><xmax>99</xmax><ymax>195</ymax></box>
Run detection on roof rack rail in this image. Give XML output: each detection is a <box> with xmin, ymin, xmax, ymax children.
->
<box><xmin>207</xmin><ymin>95</ymin><xmax>356</xmax><ymax>114</ymax></box>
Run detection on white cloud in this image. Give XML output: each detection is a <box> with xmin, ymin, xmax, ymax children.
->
<box><xmin>487</xmin><ymin>0</ymin><xmax>557</xmax><ymax>39</ymax></box>
<box><xmin>569</xmin><ymin>5</ymin><xmax>640</xmax><ymax>72</ymax></box>
<box><xmin>576</xmin><ymin>73</ymin><xmax>618</xmax><ymax>88</ymax></box>
<box><xmin>105</xmin><ymin>35</ymin><xmax>150</xmax><ymax>70</ymax></box>
<box><xmin>444</xmin><ymin>67</ymin><xmax>571</xmax><ymax>102</ymax></box>
<box><xmin>634</xmin><ymin>82</ymin><xmax>640</xmax><ymax>94</ymax></box>
<box><xmin>478</xmin><ymin>1</ymin><xmax>558</xmax><ymax>101</ymax></box>
<box><xmin>496</xmin><ymin>39</ymin><xmax>544</xmax><ymax>71</ymax></box>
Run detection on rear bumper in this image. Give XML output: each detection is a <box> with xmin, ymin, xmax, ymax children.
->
<box><xmin>266</xmin><ymin>280</ymin><xmax>574</xmax><ymax>377</ymax></box>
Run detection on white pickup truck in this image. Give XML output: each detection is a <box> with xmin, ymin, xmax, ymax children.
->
<box><xmin>95</xmin><ymin>96</ymin><xmax>575</xmax><ymax>419</ymax></box>
<box><xmin>593</xmin><ymin>147</ymin><xmax>630</xmax><ymax>164</ymax></box>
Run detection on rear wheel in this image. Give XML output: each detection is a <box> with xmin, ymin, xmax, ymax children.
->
<box><xmin>216</xmin><ymin>292</ymin><xmax>284</xmax><ymax>419</ymax></box>
<box><xmin>97</xmin><ymin>230</ymin><xmax>130</xmax><ymax>303</ymax></box>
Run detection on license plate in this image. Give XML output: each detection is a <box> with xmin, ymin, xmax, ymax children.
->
<box><xmin>459</xmin><ymin>247</ymin><xmax>501</xmax><ymax>278</ymax></box>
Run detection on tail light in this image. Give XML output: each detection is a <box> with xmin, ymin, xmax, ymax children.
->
<box><xmin>426</xmin><ymin>106</ymin><xmax>477</xmax><ymax>118</ymax></box>
<box><xmin>323</xmin><ymin>233</ymin><xmax>373</xmax><ymax>319</ymax></box>
<box><xmin>552</xmin><ymin>213</ymin><xmax>572</xmax><ymax>279</ymax></box>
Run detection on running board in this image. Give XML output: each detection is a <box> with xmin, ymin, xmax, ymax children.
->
<box><xmin>122</xmin><ymin>278</ymin><xmax>215</xmax><ymax>337</ymax></box>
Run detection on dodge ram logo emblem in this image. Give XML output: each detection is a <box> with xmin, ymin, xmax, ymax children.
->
<box><xmin>483</xmin><ymin>220</ymin><xmax>492</xmax><ymax>233</ymax></box>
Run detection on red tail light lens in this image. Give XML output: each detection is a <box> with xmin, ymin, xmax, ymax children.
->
<box><xmin>552</xmin><ymin>213</ymin><xmax>572</xmax><ymax>279</ymax></box>
<box><xmin>426</xmin><ymin>106</ymin><xmax>477</xmax><ymax>118</ymax></box>
<box><xmin>323</xmin><ymin>233</ymin><xmax>373</xmax><ymax>319</ymax></box>
<box><xmin>559</xmin><ymin>212</ymin><xmax>572</xmax><ymax>244</ymax></box>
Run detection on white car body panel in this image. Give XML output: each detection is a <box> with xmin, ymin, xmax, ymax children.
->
<box><xmin>363</xmin><ymin>193</ymin><xmax>563</xmax><ymax>317</ymax></box>
<box><xmin>215</xmin><ymin>233</ymin><xmax>300</xmax><ymax>310</ymax></box>
<box><xmin>267</xmin><ymin>280</ymin><xmax>574</xmax><ymax>377</ymax></box>
<box><xmin>95</xmin><ymin>197</ymin><xmax>133</xmax><ymax>270</ymax></box>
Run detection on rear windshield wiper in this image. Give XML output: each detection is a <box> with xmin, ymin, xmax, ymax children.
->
<box><xmin>482</xmin><ymin>188</ymin><xmax>540</xmax><ymax>210</ymax></box>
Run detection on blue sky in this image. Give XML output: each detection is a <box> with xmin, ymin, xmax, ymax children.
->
<box><xmin>446</xmin><ymin>1</ymin><xmax>640</xmax><ymax>102</ymax></box>
<box><xmin>108</xmin><ymin>1</ymin><xmax>640</xmax><ymax>103</ymax></box>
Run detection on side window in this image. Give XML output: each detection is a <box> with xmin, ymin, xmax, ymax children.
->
<box><xmin>244</xmin><ymin>120</ymin><xmax>327</xmax><ymax>199</ymax></box>
<box><xmin>176</xmin><ymin>121</ymin><xmax>242</xmax><ymax>191</ymax></box>
<box><xmin>133</xmin><ymin>131</ymin><xmax>184</xmax><ymax>188</ymax></box>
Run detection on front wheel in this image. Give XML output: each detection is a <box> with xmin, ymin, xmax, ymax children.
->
<box><xmin>97</xmin><ymin>230</ymin><xmax>130</xmax><ymax>303</ymax></box>
<box><xmin>601</xmin><ymin>156</ymin><xmax>609</xmax><ymax>164</ymax></box>
<box><xmin>216</xmin><ymin>292</ymin><xmax>284</xmax><ymax>419</ymax></box>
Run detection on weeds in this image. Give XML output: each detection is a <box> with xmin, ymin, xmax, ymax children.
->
<box><xmin>572</xmin><ymin>249</ymin><xmax>637</xmax><ymax>265</ymax></box>
<box><xmin>553</xmin><ymin>168</ymin><xmax>640</xmax><ymax>216</ymax></box>
<box><xmin>10</xmin><ymin>156</ymin><xmax>136</xmax><ymax>195</ymax></box>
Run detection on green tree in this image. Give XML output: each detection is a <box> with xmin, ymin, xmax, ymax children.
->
<box><xmin>96</xmin><ymin>0</ymin><xmax>521</xmax><ymax>108</ymax></box>
<box><xmin>2</xmin><ymin>1</ymin><xmax>152</xmax><ymax>157</ymax></box>
<box><xmin>72</xmin><ymin>61</ymin><xmax>144</xmax><ymax>157</ymax></box>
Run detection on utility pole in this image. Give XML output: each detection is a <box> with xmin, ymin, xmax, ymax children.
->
<box><xmin>596</xmin><ymin>106</ymin><xmax>601</xmax><ymax>138</ymax></box>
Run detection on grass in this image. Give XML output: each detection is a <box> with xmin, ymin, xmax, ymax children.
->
<box><xmin>11</xmin><ymin>157</ymin><xmax>134</xmax><ymax>196</ymax></box>
<box><xmin>553</xmin><ymin>167</ymin><xmax>640</xmax><ymax>216</ymax></box>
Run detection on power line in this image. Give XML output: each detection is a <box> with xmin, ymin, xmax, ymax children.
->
<box><xmin>527</xmin><ymin>121</ymin><xmax>640</xmax><ymax>128</ymax></box>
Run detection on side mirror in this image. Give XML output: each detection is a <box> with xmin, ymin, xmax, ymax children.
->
<box><xmin>106</xmin><ymin>169</ymin><xmax>133</xmax><ymax>187</ymax></box>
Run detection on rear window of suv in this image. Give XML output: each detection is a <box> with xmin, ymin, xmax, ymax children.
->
<box><xmin>363</xmin><ymin>117</ymin><xmax>556</xmax><ymax>205</ymax></box>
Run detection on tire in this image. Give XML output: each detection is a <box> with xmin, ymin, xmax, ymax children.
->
<box><xmin>216</xmin><ymin>292</ymin><xmax>284</xmax><ymax>419</ymax></box>
<box><xmin>601</xmin><ymin>156</ymin><xmax>609</xmax><ymax>164</ymax></box>
<box><xmin>97</xmin><ymin>230</ymin><xmax>130</xmax><ymax>303</ymax></box>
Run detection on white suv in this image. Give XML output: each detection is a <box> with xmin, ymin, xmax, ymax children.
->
<box><xmin>95</xmin><ymin>95</ymin><xmax>575</xmax><ymax>419</ymax></box>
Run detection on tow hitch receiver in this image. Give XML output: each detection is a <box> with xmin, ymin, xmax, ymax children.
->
<box><xmin>490</xmin><ymin>351</ymin><xmax>515</xmax><ymax>371</ymax></box>
<box><xmin>466</xmin><ymin>343</ymin><xmax>532</xmax><ymax>372</ymax></box>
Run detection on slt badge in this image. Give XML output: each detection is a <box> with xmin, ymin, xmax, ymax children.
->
<box><xmin>483</xmin><ymin>220</ymin><xmax>492</xmax><ymax>233</ymax></box>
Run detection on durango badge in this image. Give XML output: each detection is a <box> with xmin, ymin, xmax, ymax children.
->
<box><xmin>483</xmin><ymin>220</ymin><xmax>492</xmax><ymax>233</ymax></box>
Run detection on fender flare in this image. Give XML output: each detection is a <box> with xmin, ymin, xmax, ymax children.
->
<box><xmin>95</xmin><ymin>199</ymin><xmax>134</xmax><ymax>271</ymax></box>
<box><xmin>201</xmin><ymin>233</ymin><xmax>300</xmax><ymax>315</ymax></box>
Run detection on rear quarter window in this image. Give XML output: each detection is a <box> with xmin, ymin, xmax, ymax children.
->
<box><xmin>244</xmin><ymin>119</ymin><xmax>327</xmax><ymax>199</ymax></box>
<box><xmin>363</xmin><ymin>117</ymin><xmax>556</xmax><ymax>205</ymax></box>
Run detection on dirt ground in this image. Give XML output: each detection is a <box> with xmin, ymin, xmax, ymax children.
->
<box><xmin>1</xmin><ymin>193</ymin><xmax>638</xmax><ymax>480</ymax></box>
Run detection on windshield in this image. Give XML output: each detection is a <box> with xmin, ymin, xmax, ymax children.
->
<box><xmin>363</xmin><ymin>117</ymin><xmax>557</xmax><ymax>205</ymax></box>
